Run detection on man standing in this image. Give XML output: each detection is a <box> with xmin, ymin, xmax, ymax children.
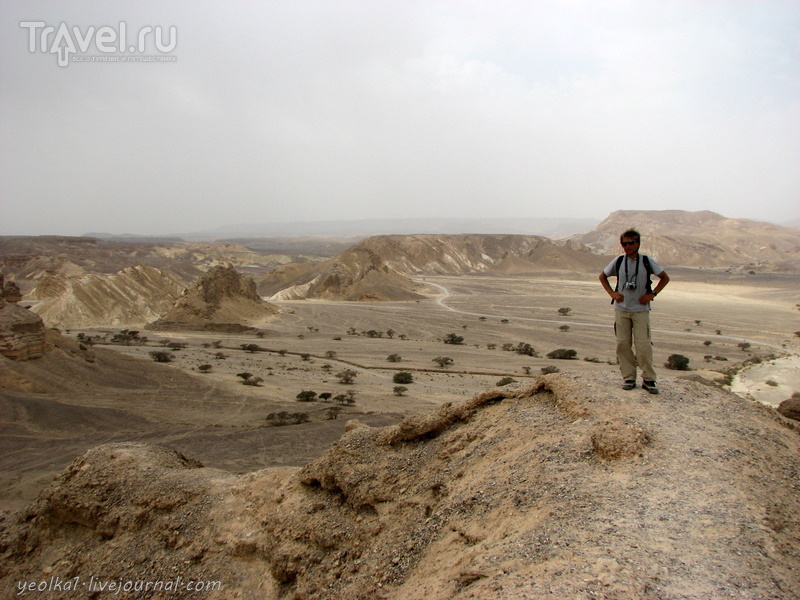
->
<box><xmin>599</xmin><ymin>229</ymin><xmax>670</xmax><ymax>394</ymax></box>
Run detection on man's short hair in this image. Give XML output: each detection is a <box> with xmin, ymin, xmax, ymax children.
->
<box><xmin>620</xmin><ymin>229</ymin><xmax>641</xmax><ymax>244</ymax></box>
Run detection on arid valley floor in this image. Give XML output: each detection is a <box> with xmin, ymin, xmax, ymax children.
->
<box><xmin>2</xmin><ymin>268</ymin><xmax>797</xmax><ymax>514</ymax></box>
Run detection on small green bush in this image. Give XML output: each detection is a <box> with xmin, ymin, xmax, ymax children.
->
<box><xmin>393</xmin><ymin>372</ymin><xmax>414</xmax><ymax>384</ymax></box>
<box><xmin>546</xmin><ymin>349</ymin><xmax>577</xmax><ymax>360</ymax></box>
<box><xmin>665</xmin><ymin>354</ymin><xmax>690</xmax><ymax>371</ymax></box>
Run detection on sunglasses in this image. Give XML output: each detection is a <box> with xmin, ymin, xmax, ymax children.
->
<box><xmin>621</xmin><ymin>241</ymin><xmax>638</xmax><ymax>246</ymax></box>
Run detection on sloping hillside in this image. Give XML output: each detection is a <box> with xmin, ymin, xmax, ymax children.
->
<box><xmin>359</xmin><ymin>234</ymin><xmax>607</xmax><ymax>275</ymax></box>
<box><xmin>2</xmin><ymin>372</ymin><xmax>798</xmax><ymax>600</ymax></box>
<box><xmin>260</xmin><ymin>235</ymin><xmax>607</xmax><ymax>301</ymax></box>
<box><xmin>575</xmin><ymin>210</ymin><xmax>800</xmax><ymax>271</ymax></box>
<box><xmin>31</xmin><ymin>265</ymin><xmax>186</xmax><ymax>329</ymax></box>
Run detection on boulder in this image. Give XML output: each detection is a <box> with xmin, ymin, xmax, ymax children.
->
<box><xmin>0</xmin><ymin>299</ymin><xmax>47</xmax><ymax>360</ymax></box>
<box><xmin>777</xmin><ymin>394</ymin><xmax>800</xmax><ymax>421</ymax></box>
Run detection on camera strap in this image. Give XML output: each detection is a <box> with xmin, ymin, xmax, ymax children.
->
<box><xmin>624</xmin><ymin>255</ymin><xmax>640</xmax><ymax>288</ymax></box>
<box><xmin>612</xmin><ymin>254</ymin><xmax>653</xmax><ymax>304</ymax></box>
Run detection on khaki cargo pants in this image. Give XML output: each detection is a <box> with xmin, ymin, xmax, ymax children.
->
<box><xmin>614</xmin><ymin>309</ymin><xmax>657</xmax><ymax>382</ymax></box>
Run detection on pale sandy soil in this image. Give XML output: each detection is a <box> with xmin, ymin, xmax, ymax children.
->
<box><xmin>103</xmin><ymin>272</ymin><xmax>799</xmax><ymax>409</ymax></box>
<box><xmin>731</xmin><ymin>354</ymin><xmax>800</xmax><ymax>407</ymax></box>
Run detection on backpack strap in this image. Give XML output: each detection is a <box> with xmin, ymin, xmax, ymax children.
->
<box><xmin>613</xmin><ymin>255</ymin><xmax>624</xmax><ymax>293</ymax></box>
<box><xmin>642</xmin><ymin>255</ymin><xmax>653</xmax><ymax>294</ymax></box>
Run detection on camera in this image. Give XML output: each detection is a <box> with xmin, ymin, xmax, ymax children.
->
<box><xmin>624</xmin><ymin>282</ymin><xmax>637</xmax><ymax>290</ymax></box>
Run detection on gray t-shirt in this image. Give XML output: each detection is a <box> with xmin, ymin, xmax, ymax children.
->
<box><xmin>604</xmin><ymin>254</ymin><xmax>664</xmax><ymax>312</ymax></box>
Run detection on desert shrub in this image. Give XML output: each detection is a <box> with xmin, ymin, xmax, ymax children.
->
<box><xmin>334</xmin><ymin>392</ymin><xmax>356</xmax><ymax>405</ymax></box>
<box><xmin>433</xmin><ymin>356</ymin><xmax>453</xmax><ymax>368</ymax></box>
<box><xmin>541</xmin><ymin>365</ymin><xmax>560</xmax><ymax>374</ymax></box>
<box><xmin>326</xmin><ymin>406</ymin><xmax>343</xmax><ymax>420</ymax></box>
<box><xmin>497</xmin><ymin>377</ymin><xmax>516</xmax><ymax>386</ymax></box>
<box><xmin>291</xmin><ymin>413</ymin><xmax>310</xmax><ymax>424</ymax></box>
<box><xmin>241</xmin><ymin>343</ymin><xmax>262</xmax><ymax>353</ymax></box>
<box><xmin>546</xmin><ymin>349</ymin><xmax>577</xmax><ymax>360</ymax></box>
<box><xmin>296</xmin><ymin>390</ymin><xmax>318</xmax><ymax>402</ymax></box>
<box><xmin>197</xmin><ymin>364</ymin><xmax>212</xmax><ymax>373</ymax></box>
<box><xmin>266</xmin><ymin>412</ymin><xmax>290</xmax><ymax>426</ymax></box>
<box><xmin>393</xmin><ymin>372</ymin><xmax>414</xmax><ymax>384</ymax></box>
<box><xmin>737</xmin><ymin>342</ymin><xmax>751</xmax><ymax>351</ymax></box>
<box><xmin>766</xmin><ymin>380</ymin><xmax>779</xmax><ymax>387</ymax></box>
<box><xmin>319</xmin><ymin>392</ymin><xmax>333</xmax><ymax>402</ymax></box>
<box><xmin>583</xmin><ymin>357</ymin><xmax>601</xmax><ymax>363</ymax></box>
<box><xmin>665</xmin><ymin>354</ymin><xmax>690</xmax><ymax>371</ymax></box>
<box><xmin>559</xmin><ymin>325</ymin><xmax>570</xmax><ymax>332</ymax></box>
<box><xmin>393</xmin><ymin>386</ymin><xmax>408</xmax><ymax>396</ymax></box>
<box><xmin>515</xmin><ymin>342</ymin><xmax>538</xmax><ymax>357</ymax></box>
<box><xmin>243</xmin><ymin>376</ymin><xmax>263</xmax><ymax>386</ymax></box>
<box><xmin>149</xmin><ymin>351</ymin><xmax>174</xmax><ymax>363</ymax></box>
<box><xmin>387</xmin><ymin>354</ymin><xmax>402</xmax><ymax>362</ymax></box>
<box><xmin>236</xmin><ymin>372</ymin><xmax>252</xmax><ymax>380</ymax></box>
<box><xmin>336</xmin><ymin>369</ymin><xmax>358</xmax><ymax>384</ymax></box>
<box><xmin>300</xmin><ymin>353</ymin><xmax>311</xmax><ymax>361</ymax></box>
<box><xmin>558</xmin><ymin>307</ymin><xmax>572</xmax><ymax>316</ymax></box>
<box><xmin>443</xmin><ymin>333</ymin><xmax>464</xmax><ymax>345</ymax></box>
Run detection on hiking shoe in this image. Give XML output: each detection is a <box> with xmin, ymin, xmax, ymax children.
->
<box><xmin>622</xmin><ymin>380</ymin><xmax>637</xmax><ymax>390</ymax></box>
<box><xmin>642</xmin><ymin>380</ymin><xmax>659</xmax><ymax>394</ymax></box>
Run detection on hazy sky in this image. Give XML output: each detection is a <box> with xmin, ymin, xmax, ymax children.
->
<box><xmin>1</xmin><ymin>0</ymin><xmax>798</xmax><ymax>236</ymax></box>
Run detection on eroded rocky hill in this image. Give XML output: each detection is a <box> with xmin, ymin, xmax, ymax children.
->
<box><xmin>31</xmin><ymin>266</ymin><xmax>186</xmax><ymax>329</ymax></box>
<box><xmin>149</xmin><ymin>264</ymin><xmax>279</xmax><ymax>331</ymax></box>
<box><xmin>575</xmin><ymin>210</ymin><xmax>800</xmax><ymax>271</ymax></box>
<box><xmin>358</xmin><ymin>234</ymin><xmax>608</xmax><ymax>275</ymax></box>
<box><xmin>2</xmin><ymin>372</ymin><xmax>798</xmax><ymax>600</ymax></box>
<box><xmin>260</xmin><ymin>246</ymin><xmax>426</xmax><ymax>301</ymax></box>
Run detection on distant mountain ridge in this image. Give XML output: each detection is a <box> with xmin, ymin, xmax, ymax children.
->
<box><xmin>183</xmin><ymin>217</ymin><xmax>600</xmax><ymax>240</ymax></box>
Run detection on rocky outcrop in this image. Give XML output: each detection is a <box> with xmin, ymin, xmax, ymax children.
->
<box><xmin>0</xmin><ymin>299</ymin><xmax>47</xmax><ymax>360</ymax></box>
<box><xmin>2</xmin><ymin>373</ymin><xmax>799</xmax><ymax>599</ymax></box>
<box><xmin>778</xmin><ymin>393</ymin><xmax>800</xmax><ymax>421</ymax></box>
<box><xmin>149</xmin><ymin>264</ymin><xmax>279</xmax><ymax>330</ymax></box>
